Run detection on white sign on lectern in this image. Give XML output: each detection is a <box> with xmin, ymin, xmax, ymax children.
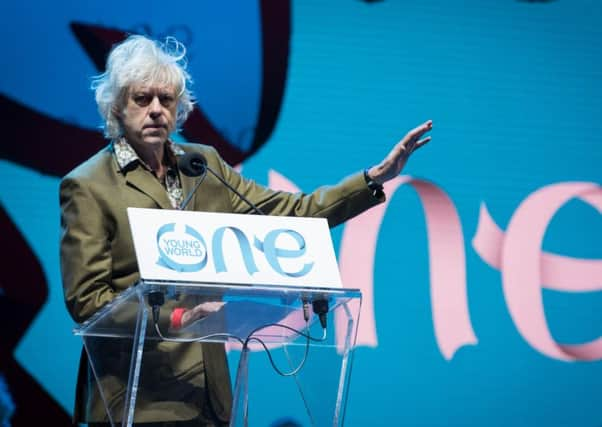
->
<box><xmin>127</xmin><ymin>208</ymin><xmax>342</xmax><ymax>288</ymax></box>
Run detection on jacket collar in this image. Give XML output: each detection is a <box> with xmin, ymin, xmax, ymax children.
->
<box><xmin>112</xmin><ymin>137</ymin><xmax>186</xmax><ymax>210</ymax></box>
<box><xmin>113</xmin><ymin>137</ymin><xmax>185</xmax><ymax>172</ymax></box>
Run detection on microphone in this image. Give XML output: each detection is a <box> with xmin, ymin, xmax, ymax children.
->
<box><xmin>178</xmin><ymin>152</ymin><xmax>208</xmax><ymax>210</ymax></box>
<box><xmin>178</xmin><ymin>152</ymin><xmax>265</xmax><ymax>215</ymax></box>
<box><xmin>178</xmin><ymin>152</ymin><xmax>207</xmax><ymax>177</ymax></box>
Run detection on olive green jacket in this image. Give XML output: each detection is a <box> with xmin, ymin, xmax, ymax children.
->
<box><xmin>60</xmin><ymin>141</ymin><xmax>382</xmax><ymax>424</ymax></box>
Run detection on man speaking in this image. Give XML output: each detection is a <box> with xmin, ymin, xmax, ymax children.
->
<box><xmin>60</xmin><ymin>34</ymin><xmax>432</xmax><ymax>426</ymax></box>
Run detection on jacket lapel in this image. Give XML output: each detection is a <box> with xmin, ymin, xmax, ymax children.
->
<box><xmin>124</xmin><ymin>167</ymin><xmax>173</xmax><ymax>210</ymax></box>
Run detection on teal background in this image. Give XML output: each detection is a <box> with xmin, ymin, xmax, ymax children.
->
<box><xmin>0</xmin><ymin>1</ymin><xmax>601</xmax><ymax>426</ymax></box>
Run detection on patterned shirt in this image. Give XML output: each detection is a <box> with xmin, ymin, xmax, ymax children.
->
<box><xmin>113</xmin><ymin>137</ymin><xmax>185</xmax><ymax>209</ymax></box>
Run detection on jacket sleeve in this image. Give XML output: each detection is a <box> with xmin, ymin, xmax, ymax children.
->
<box><xmin>60</xmin><ymin>176</ymin><xmax>116</xmax><ymax>323</ymax></box>
<box><xmin>60</xmin><ymin>176</ymin><xmax>199</xmax><ymax>330</ymax></box>
<box><xmin>207</xmin><ymin>147</ymin><xmax>385</xmax><ymax>227</ymax></box>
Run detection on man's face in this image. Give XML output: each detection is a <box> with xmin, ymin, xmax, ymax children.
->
<box><xmin>119</xmin><ymin>84</ymin><xmax>178</xmax><ymax>149</ymax></box>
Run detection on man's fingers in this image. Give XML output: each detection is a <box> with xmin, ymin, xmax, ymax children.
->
<box><xmin>413</xmin><ymin>136</ymin><xmax>431</xmax><ymax>151</ymax></box>
<box><xmin>190</xmin><ymin>301</ymin><xmax>226</xmax><ymax>318</ymax></box>
<box><xmin>406</xmin><ymin>120</ymin><xmax>433</xmax><ymax>140</ymax></box>
<box><xmin>402</xmin><ymin>120</ymin><xmax>432</xmax><ymax>155</ymax></box>
<box><xmin>202</xmin><ymin>302</ymin><xmax>225</xmax><ymax>312</ymax></box>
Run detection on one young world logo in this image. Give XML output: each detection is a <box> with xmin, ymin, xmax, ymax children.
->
<box><xmin>156</xmin><ymin>223</ymin><xmax>208</xmax><ymax>272</ymax></box>
<box><xmin>155</xmin><ymin>221</ymin><xmax>315</xmax><ymax>278</ymax></box>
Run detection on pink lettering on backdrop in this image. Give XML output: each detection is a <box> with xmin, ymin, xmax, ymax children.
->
<box><xmin>472</xmin><ymin>182</ymin><xmax>602</xmax><ymax>361</ymax></box>
<box><xmin>337</xmin><ymin>176</ymin><xmax>477</xmax><ymax>360</ymax></box>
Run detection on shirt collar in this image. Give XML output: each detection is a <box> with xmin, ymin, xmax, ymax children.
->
<box><xmin>113</xmin><ymin>137</ymin><xmax>185</xmax><ymax>171</ymax></box>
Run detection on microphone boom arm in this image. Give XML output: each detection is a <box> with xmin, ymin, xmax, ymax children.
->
<box><xmin>180</xmin><ymin>169</ymin><xmax>207</xmax><ymax>210</ymax></box>
<box><xmin>204</xmin><ymin>165</ymin><xmax>266</xmax><ymax>215</ymax></box>
<box><xmin>178</xmin><ymin>151</ymin><xmax>265</xmax><ymax>215</ymax></box>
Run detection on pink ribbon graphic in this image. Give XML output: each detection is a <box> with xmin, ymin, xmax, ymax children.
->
<box><xmin>338</xmin><ymin>176</ymin><xmax>477</xmax><ymax>360</ymax></box>
<box><xmin>473</xmin><ymin>182</ymin><xmax>602</xmax><ymax>361</ymax></box>
<box><xmin>270</xmin><ymin>171</ymin><xmax>478</xmax><ymax>359</ymax></box>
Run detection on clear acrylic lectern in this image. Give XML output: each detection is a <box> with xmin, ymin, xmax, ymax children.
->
<box><xmin>73</xmin><ymin>280</ymin><xmax>362</xmax><ymax>426</ymax></box>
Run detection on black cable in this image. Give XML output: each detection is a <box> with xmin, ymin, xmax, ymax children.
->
<box><xmin>153</xmin><ymin>323</ymin><xmax>245</xmax><ymax>346</ymax></box>
<box><xmin>151</xmin><ymin>304</ymin><xmax>327</xmax><ymax>377</ymax></box>
<box><xmin>242</xmin><ymin>322</ymin><xmax>327</xmax><ymax>377</ymax></box>
<box><xmin>148</xmin><ymin>290</ymin><xmax>165</xmax><ymax>326</ymax></box>
<box><xmin>312</xmin><ymin>299</ymin><xmax>329</xmax><ymax>329</ymax></box>
<box><xmin>246</xmin><ymin>334</ymin><xmax>310</xmax><ymax>377</ymax></box>
<box><xmin>244</xmin><ymin>322</ymin><xmax>327</xmax><ymax>345</ymax></box>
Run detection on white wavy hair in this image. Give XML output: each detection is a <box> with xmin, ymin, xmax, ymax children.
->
<box><xmin>91</xmin><ymin>34</ymin><xmax>195</xmax><ymax>139</ymax></box>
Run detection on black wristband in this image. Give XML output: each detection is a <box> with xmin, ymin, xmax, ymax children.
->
<box><xmin>363</xmin><ymin>168</ymin><xmax>384</xmax><ymax>198</ymax></box>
